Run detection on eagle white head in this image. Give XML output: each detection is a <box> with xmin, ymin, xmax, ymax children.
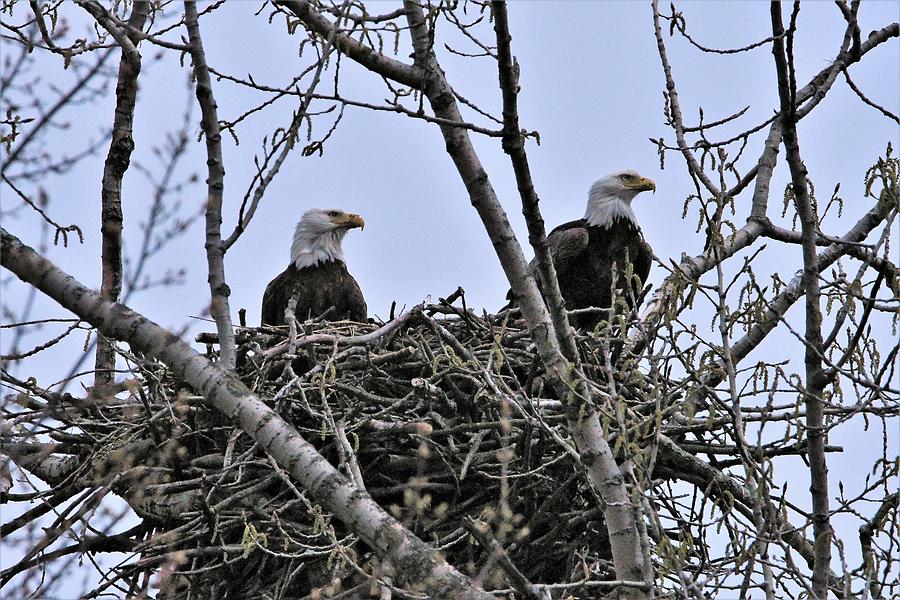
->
<box><xmin>584</xmin><ymin>170</ymin><xmax>656</xmax><ymax>228</ymax></box>
<box><xmin>290</xmin><ymin>208</ymin><xmax>365</xmax><ymax>269</ymax></box>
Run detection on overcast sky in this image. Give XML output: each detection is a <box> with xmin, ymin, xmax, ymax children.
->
<box><xmin>5</xmin><ymin>1</ymin><xmax>897</xmax><ymax>328</ymax></box>
<box><xmin>1</xmin><ymin>0</ymin><xmax>898</xmax><ymax>593</ymax></box>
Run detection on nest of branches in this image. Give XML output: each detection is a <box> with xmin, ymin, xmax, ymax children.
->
<box><xmin>82</xmin><ymin>298</ymin><xmax>670</xmax><ymax>600</ymax></box>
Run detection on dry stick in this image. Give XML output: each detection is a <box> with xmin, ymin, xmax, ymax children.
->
<box><xmin>843</xmin><ymin>69</ymin><xmax>900</xmax><ymax>124</ymax></box>
<box><xmin>0</xmin><ymin>228</ymin><xmax>492</xmax><ymax>600</ymax></box>
<box><xmin>771</xmin><ymin>4</ymin><xmax>830</xmax><ymax>597</ymax></box>
<box><xmin>0</xmin><ymin>174</ymin><xmax>82</xmax><ymax>245</ymax></box>
<box><xmin>81</xmin><ymin>0</ymin><xmax>150</xmax><ymax>388</ymax></box>
<box><xmin>184</xmin><ymin>1</ymin><xmax>236</xmax><ymax>371</ymax></box>
<box><xmin>0</xmin><ymin>320</ymin><xmax>84</xmax><ymax>361</ymax></box>
<box><xmin>490</xmin><ymin>0</ymin><xmax>648</xmax><ymax>591</ymax></box>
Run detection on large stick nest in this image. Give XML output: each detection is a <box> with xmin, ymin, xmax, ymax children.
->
<box><xmin>88</xmin><ymin>301</ymin><xmax>676</xmax><ymax>599</ymax></box>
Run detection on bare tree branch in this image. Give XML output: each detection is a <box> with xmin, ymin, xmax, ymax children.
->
<box><xmin>491</xmin><ymin>0</ymin><xmax>576</xmax><ymax>359</ymax></box>
<box><xmin>632</xmin><ymin>17</ymin><xmax>897</xmax><ymax>355</ymax></box>
<box><xmin>274</xmin><ymin>0</ymin><xmax>423</xmax><ymax>87</ymax></box>
<box><xmin>222</xmin><ymin>1</ymin><xmax>352</xmax><ymax>251</ymax></box>
<box><xmin>184</xmin><ymin>0</ymin><xmax>236</xmax><ymax>370</ymax></box>
<box><xmin>84</xmin><ymin>0</ymin><xmax>150</xmax><ymax>388</ymax></box>
<box><xmin>1</xmin><ymin>48</ymin><xmax>114</xmax><ymax>175</ymax></box>
<box><xmin>682</xmin><ymin>192</ymin><xmax>894</xmax><ymax>409</ymax></box>
<box><xmin>843</xmin><ymin>68</ymin><xmax>900</xmax><ymax>124</ymax></box>
<box><xmin>771</xmin><ymin>5</ymin><xmax>831</xmax><ymax>595</ymax></box>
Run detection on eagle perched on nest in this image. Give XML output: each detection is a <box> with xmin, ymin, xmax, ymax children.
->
<box><xmin>516</xmin><ymin>170</ymin><xmax>656</xmax><ymax>329</ymax></box>
<box><xmin>261</xmin><ymin>208</ymin><xmax>367</xmax><ymax>326</ymax></box>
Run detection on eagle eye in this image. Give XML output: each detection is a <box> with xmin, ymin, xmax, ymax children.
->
<box><xmin>620</xmin><ymin>174</ymin><xmax>633</xmax><ymax>181</ymax></box>
<box><xmin>327</xmin><ymin>210</ymin><xmax>339</xmax><ymax>218</ymax></box>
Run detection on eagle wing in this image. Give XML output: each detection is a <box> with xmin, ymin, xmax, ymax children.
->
<box><xmin>505</xmin><ymin>220</ymin><xmax>590</xmax><ymax>306</ymax></box>
<box><xmin>528</xmin><ymin>219</ymin><xmax>590</xmax><ymax>280</ymax></box>
<box><xmin>545</xmin><ymin>222</ymin><xmax>590</xmax><ymax>276</ymax></box>
<box><xmin>633</xmin><ymin>237</ymin><xmax>654</xmax><ymax>300</ymax></box>
<box><xmin>261</xmin><ymin>266</ymin><xmax>298</xmax><ymax>326</ymax></box>
<box><xmin>340</xmin><ymin>266</ymin><xmax>368</xmax><ymax>323</ymax></box>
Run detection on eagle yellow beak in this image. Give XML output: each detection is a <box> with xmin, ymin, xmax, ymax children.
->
<box><xmin>338</xmin><ymin>213</ymin><xmax>365</xmax><ymax>230</ymax></box>
<box><xmin>627</xmin><ymin>176</ymin><xmax>656</xmax><ymax>194</ymax></box>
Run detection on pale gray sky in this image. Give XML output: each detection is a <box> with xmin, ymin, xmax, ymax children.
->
<box><xmin>5</xmin><ymin>1</ymin><xmax>896</xmax><ymax>323</ymax></box>
<box><xmin>2</xmin><ymin>0</ymin><xmax>898</xmax><ymax>594</ymax></box>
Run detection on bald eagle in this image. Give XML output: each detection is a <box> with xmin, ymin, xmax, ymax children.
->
<box><xmin>518</xmin><ymin>171</ymin><xmax>656</xmax><ymax>329</ymax></box>
<box><xmin>261</xmin><ymin>208</ymin><xmax>367</xmax><ymax>326</ymax></box>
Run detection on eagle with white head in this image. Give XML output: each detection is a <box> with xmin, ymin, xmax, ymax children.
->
<box><xmin>261</xmin><ymin>208</ymin><xmax>367</xmax><ymax>326</ymax></box>
<box><xmin>525</xmin><ymin>170</ymin><xmax>656</xmax><ymax>329</ymax></box>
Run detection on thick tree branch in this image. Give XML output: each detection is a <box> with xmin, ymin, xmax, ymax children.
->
<box><xmin>491</xmin><ymin>0</ymin><xmax>576</xmax><ymax>360</ymax></box>
<box><xmin>771</xmin><ymin>5</ymin><xmax>830</xmax><ymax>596</ymax></box>
<box><xmin>185</xmin><ymin>1</ymin><xmax>237</xmax><ymax>370</ymax></box>
<box><xmin>274</xmin><ymin>0</ymin><xmax>423</xmax><ymax>88</ymax></box>
<box><xmin>89</xmin><ymin>0</ymin><xmax>150</xmax><ymax>388</ymax></box>
<box><xmin>76</xmin><ymin>1</ymin><xmax>141</xmax><ymax>60</ymax></box>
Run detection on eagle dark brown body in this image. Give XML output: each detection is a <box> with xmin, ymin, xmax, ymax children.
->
<box><xmin>544</xmin><ymin>217</ymin><xmax>652</xmax><ymax>329</ymax></box>
<box><xmin>261</xmin><ymin>260</ymin><xmax>367</xmax><ymax>326</ymax></box>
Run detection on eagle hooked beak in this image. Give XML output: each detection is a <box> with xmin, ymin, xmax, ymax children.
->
<box><xmin>338</xmin><ymin>213</ymin><xmax>365</xmax><ymax>230</ymax></box>
<box><xmin>629</xmin><ymin>176</ymin><xmax>656</xmax><ymax>194</ymax></box>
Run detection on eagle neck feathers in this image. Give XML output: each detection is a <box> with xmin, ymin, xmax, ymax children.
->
<box><xmin>290</xmin><ymin>227</ymin><xmax>347</xmax><ymax>269</ymax></box>
<box><xmin>584</xmin><ymin>185</ymin><xmax>639</xmax><ymax>229</ymax></box>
